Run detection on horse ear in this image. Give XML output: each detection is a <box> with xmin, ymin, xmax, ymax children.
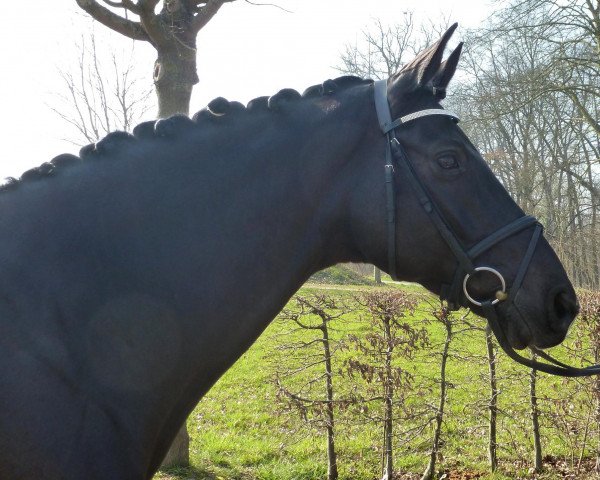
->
<box><xmin>432</xmin><ymin>42</ymin><xmax>463</xmax><ymax>100</ymax></box>
<box><xmin>389</xmin><ymin>23</ymin><xmax>458</xmax><ymax>92</ymax></box>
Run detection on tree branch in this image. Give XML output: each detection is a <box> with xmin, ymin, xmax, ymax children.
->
<box><xmin>559</xmin><ymin>165</ymin><xmax>600</xmax><ymax>200</ymax></box>
<box><xmin>101</xmin><ymin>0</ymin><xmax>142</xmax><ymax>15</ymax></box>
<box><xmin>76</xmin><ymin>0</ymin><xmax>149</xmax><ymax>41</ymax></box>
<box><xmin>191</xmin><ymin>0</ymin><xmax>235</xmax><ymax>33</ymax></box>
<box><xmin>137</xmin><ymin>0</ymin><xmax>160</xmax><ymax>13</ymax></box>
<box><xmin>243</xmin><ymin>0</ymin><xmax>292</xmax><ymax>13</ymax></box>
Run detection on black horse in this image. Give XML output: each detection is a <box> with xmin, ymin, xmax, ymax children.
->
<box><xmin>0</xmin><ymin>25</ymin><xmax>582</xmax><ymax>479</ymax></box>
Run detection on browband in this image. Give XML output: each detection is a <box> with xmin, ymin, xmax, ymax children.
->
<box><xmin>374</xmin><ymin>80</ymin><xmax>459</xmax><ymax>133</ymax></box>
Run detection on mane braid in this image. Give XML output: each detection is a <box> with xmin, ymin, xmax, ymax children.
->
<box><xmin>3</xmin><ymin>75</ymin><xmax>374</xmax><ymax>194</ymax></box>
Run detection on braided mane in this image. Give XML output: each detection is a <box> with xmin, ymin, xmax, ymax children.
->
<box><xmin>1</xmin><ymin>76</ymin><xmax>371</xmax><ymax>193</ymax></box>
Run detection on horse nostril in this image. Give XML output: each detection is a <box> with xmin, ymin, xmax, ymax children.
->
<box><xmin>550</xmin><ymin>288</ymin><xmax>579</xmax><ymax>329</ymax></box>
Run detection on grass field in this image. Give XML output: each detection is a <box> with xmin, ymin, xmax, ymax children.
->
<box><xmin>155</xmin><ymin>275</ymin><xmax>600</xmax><ymax>480</ymax></box>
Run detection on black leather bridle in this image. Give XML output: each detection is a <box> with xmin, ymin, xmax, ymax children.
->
<box><xmin>374</xmin><ymin>79</ymin><xmax>600</xmax><ymax>377</ymax></box>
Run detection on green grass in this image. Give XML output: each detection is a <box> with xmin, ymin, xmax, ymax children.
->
<box><xmin>307</xmin><ymin>264</ymin><xmax>375</xmax><ymax>286</ymax></box>
<box><xmin>155</xmin><ymin>282</ymin><xmax>600</xmax><ymax>480</ymax></box>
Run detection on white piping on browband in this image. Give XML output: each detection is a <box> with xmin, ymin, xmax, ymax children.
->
<box><xmin>398</xmin><ymin>109</ymin><xmax>460</xmax><ymax>124</ymax></box>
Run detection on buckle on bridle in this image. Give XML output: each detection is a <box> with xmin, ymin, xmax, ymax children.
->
<box><xmin>463</xmin><ymin>266</ymin><xmax>507</xmax><ymax>307</ymax></box>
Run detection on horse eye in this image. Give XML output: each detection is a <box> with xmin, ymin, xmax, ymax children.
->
<box><xmin>437</xmin><ymin>154</ymin><xmax>459</xmax><ymax>169</ymax></box>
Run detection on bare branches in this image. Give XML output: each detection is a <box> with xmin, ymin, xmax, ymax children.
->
<box><xmin>51</xmin><ymin>32</ymin><xmax>153</xmax><ymax>145</ymax></box>
<box><xmin>75</xmin><ymin>0</ymin><xmax>237</xmax><ymax>45</ymax></box>
<box><xmin>486</xmin><ymin>0</ymin><xmax>600</xmax><ymax>135</ymax></box>
<box><xmin>75</xmin><ymin>0</ymin><xmax>244</xmax><ymax>116</ymax></box>
<box><xmin>337</xmin><ymin>15</ymin><xmax>417</xmax><ymax>80</ymax></box>
<box><xmin>336</xmin><ymin>14</ymin><xmax>452</xmax><ymax>80</ymax></box>
<box><xmin>274</xmin><ymin>293</ymin><xmax>348</xmax><ymax>480</ymax></box>
<box><xmin>75</xmin><ymin>0</ymin><xmax>149</xmax><ymax>41</ymax></box>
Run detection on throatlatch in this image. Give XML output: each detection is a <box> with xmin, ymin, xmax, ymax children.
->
<box><xmin>373</xmin><ymin>79</ymin><xmax>600</xmax><ymax>377</ymax></box>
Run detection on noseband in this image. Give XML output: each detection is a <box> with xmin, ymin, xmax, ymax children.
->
<box><xmin>374</xmin><ymin>79</ymin><xmax>600</xmax><ymax>377</ymax></box>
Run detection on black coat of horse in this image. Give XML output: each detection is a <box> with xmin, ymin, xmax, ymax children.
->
<box><xmin>0</xmin><ymin>26</ymin><xmax>578</xmax><ymax>479</ymax></box>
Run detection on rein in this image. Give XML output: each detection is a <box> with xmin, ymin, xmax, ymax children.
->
<box><xmin>373</xmin><ymin>79</ymin><xmax>600</xmax><ymax>377</ymax></box>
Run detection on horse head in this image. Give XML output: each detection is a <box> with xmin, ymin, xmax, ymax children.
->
<box><xmin>346</xmin><ymin>24</ymin><xmax>582</xmax><ymax>367</ymax></box>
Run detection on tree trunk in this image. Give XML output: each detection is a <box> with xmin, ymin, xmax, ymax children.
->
<box><xmin>156</xmin><ymin>47</ymin><xmax>197</xmax><ymax>471</ymax></box>
<box><xmin>160</xmin><ymin>424</ymin><xmax>190</xmax><ymax>469</ymax></box>
<box><xmin>154</xmin><ymin>49</ymin><xmax>198</xmax><ymax>118</ymax></box>
<box><xmin>421</xmin><ymin>315</ymin><xmax>452</xmax><ymax>480</ymax></box>
<box><xmin>382</xmin><ymin>317</ymin><xmax>393</xmax><ymax>480</ymax></box>
<box><xmin>485</xmin><ymin>325</ymin><xmax>498</xmax><ymax>472</ymax></box>
<box><xmin>595</xmin><ymin>400</ymin><xmax>600</xmax><ymax>472</ymax></box>
<box><xmin>530</xmin><ymin>361</ymin><xmax>543</xmax><ymax>472</ymax></box>
<box><xmin>321</xmin><ymin>323</ymin><xmax>339</xmax><ymax>480</ymax></box>
<box><xmin>374</xmin><ymin>266</ymin><xmax>382</xmax><ymax>284</ymax></box>
<box><xmin>594</xmin><ymin>373</ymin><xmax>600</xmax><ymax>471</ymax></box>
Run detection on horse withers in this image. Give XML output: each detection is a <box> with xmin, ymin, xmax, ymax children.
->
<box><xmin>0</xmin><ymin>24</ymin><xmax>582</xmax><ymax>480</ymax></box>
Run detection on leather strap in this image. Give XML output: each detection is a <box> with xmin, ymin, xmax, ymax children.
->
<box><xmin>390</xmin><ymin>138</ymin><xmax>474</xmax><ymax>275</ymax></box>
<box><xmin>384</xmin><ymin>161</ymin><xmax>397</xmax><ymax>281</ymax></box>
<box><xmin>483</xmin><ymin>301</ymin><xmax>600</xmax><ymax>376</ymax></box>
<box><xmin>388</xmin><ymin>109</ymin><xmax>460</xmax><ymax>131</ymax></box>
<box><xmin>374</xmin><ymin>80</ymin><xmax>394</xmax><ymax>132</ymax></box>
<box><xmin>467</xmin><ymin>216</ymin><xmax>538</xmax><ymax>259</ymax></box>
<box><xmin>374</xmin><ymin>80</ymin><xmax>460</xmax><ymax>132</ymax></box>
<box><xmin>508</xmin><ymin>224</ymin><xmax>542</xmax><ymax>303</ymax></box>
<box><xmin>442</xmin><ymin>216</ymin><xmax>540</xmax><ymax>308</ymax></box>
<box><xmin>375</xmin><ymin>80</ymin><xmax>399</xmax><ymax>280</ymax></box>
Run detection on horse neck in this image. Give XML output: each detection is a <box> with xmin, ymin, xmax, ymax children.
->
<box><xmin>0</xmin><ymin>98</ymin><xmax>376</xmax><ymax>474</ymax></box>
<box><xmin>0</xmin><ymin>102</ymin><xmax>374</xmax><ymax>344</ymax></box>
<box><xmin>134</xmin><ymin>110</ymin><xmax>371</xmax><ymax>467</ymax></box>
<box><xmin>198</xmin><ymin>116</ymin><xmax>359</xmax><ymax>283</ymax></box>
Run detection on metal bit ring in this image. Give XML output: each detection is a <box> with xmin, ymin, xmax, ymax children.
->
<box><xmin>463</xmin><ymin>267</ymin><xmax>507</xmax><ymax>307</ymax></box>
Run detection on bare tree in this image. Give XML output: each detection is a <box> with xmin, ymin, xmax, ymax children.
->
<box><xmin>570</xmin><ymin>291</ymin><xmax>600</xmax><ymax>471</ymax></box>
<box><xmin>530</xmin><ymin>358</ymin><xmax>543</xmax><ymax>473</ymax></box>
<box><xmin>337</xmin><ymin>15</ymin><xmax>417</xmax><ymax>80</ymax></box>
<box><xmin>75</xmin><ymin>0</ymin><xmax>239</xmax><ymax>118</ymax></box>
<box><xmin>336</xmin><ymin>14</ymin><xmax>452</xmax><ymax>81</ymax></box>
<box><xmin>52</xmin><ymin>32</ymin><xmax>153</xmax><ymax>144</ymax></box>
<box><xmin>420</xmin><ymin>304</ymin><xmax>464</xmax><ymax>480</ymax></box>
<box><xmin>374</xmin><ymin>266</ymin><xmax>382</xmax><ymax>285</ymax></box>
<box><xmin>491</xmin><ymin>0</ymin><xmax>600</xmax><ymax>135</ymax></box>
<box><xmin>274</xmin><ymin>294</ymin><xmax>350</xmax><ymax>480</ymax></box>
<box><xmin>344</xmin><ymin>291</ymin><xmax>427</xmax><ymax>480</ymax></box>
<box><xmin>484</xmin><ymin>325</ymin><xmax>499</xmax><ymax>472</ymax></box>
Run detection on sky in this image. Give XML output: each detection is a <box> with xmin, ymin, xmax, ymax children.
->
<box><xmin>0</xmin><ymin>0</ymin><xmax>495</xmax><ymax>178</ymax></box>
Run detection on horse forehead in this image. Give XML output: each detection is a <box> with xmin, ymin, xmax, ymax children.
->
<box><xmin>399</xmin><ymin>116</ymin><xmax>465</xmax><ymax>148</ymax></box>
